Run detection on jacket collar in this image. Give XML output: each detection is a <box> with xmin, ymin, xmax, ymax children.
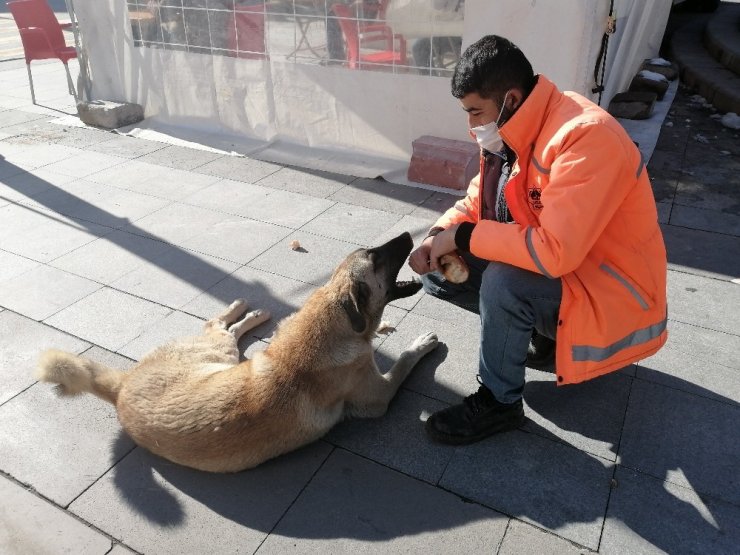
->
<box><xmin>499</xmin><ymin>75</ymin><xmax>558</xmax><ymax>156</ymax></box>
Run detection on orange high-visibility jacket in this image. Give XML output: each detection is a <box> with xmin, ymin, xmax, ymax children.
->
<box><xmin>433</xmin><ymin>75</ymin><xmax>668</xmax><ymax>385</ymax></box>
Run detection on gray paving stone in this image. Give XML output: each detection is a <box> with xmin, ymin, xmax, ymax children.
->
<box><xmin>0</xmin><ymin>203</ymin><xmax>111</xmax><ymax>263</ymax></box>
<box><xmin>83</xmin><ymin>134</ymin><xmax>167</xmax><ymax>159</ymax></box>
<box><xmin>0</xmin><ymin>250</ymin><xmax>40</xmax><ymax>282</ymax></box>
<box><xmin>0</xmin><ymin>157</ymin><xmax>34</xmax><ymax>180</ymax></box>
<box><xmin>134</xmin><ymin>144</ymin><xmax>225</xmax><ymax>170</ymax></box>
<box><xmin>663</xmin><ymin>223</ymin><xmax>740</xmax><ymax>280</ymax></box>
<box><xmin>522</xmin><ymin>371</ymin><xmax>632</xmax><ymax>462</ymax></box>
<box><xmin>44</xmin><ymin>287</ymin><xmax>173</xmax><ymax>352</ymax></box>
<box><xmin>656</xmin><ymin>200</ymin><xmax>671</xmax><ymax>224</ymax></box>
<box><xmin>326</xmin><ymin>388</ymin><xmax>455</xmax><ymax>484</ymax></box>
<box><xmin>619</xmin><ymin>379</ymin><xmax>740</xmax><ymax>505</ymax></box>
<box><xmin>499</xmin><ymin>519</ymin><xmax>592</xmax><ymax>554</ymax></box>
<box><xmin>0</xmin><ymin>312</ymin><xmax>89</xmax><ymax>405</ymax></box>
<box><xmin>249</xmin><ymin>231</ymin><xmax>363</xmax><ymax>286</ymax></box>
<box><xmin>50</xmin><ymin>230</ymin><xmax>171</xmax><ymax>285</ymax></box>
<box><xmin>0</xmin><ymin>264</ymin><xmax>102</xmax><ymax>320</ymax></box>
<box><xmin>0</xmin><ymin>383</ymin><xmax>135</xmax><ymax>507</ymax></box>
<box><xmin>669</xmin><ymin>203</ymin><xmax>740</xmax><ymax>236</ymax></box>
<box><xmin>180</xmin><ymin>265</ymin><xmax>316</xmax><ymax>339</ymax></box>
<box><xmin>0</xmin><ymin>475</ymin><xmax>112</xmax><ymax>555</ymax></box>
<box><xmin>110</xmin><ymin>246</ymin><xmax>239</xmax><ymax>308</ymax></box>
<box><xmin>70</xmin><ymin>443</ymin><xmax>332</xmax><ymax>555</ymax></box>
<box><xmin>675</xmin><ymin>166</ymin><xmax>740</xmax><ymax>215</ymax></box>
<box><xmin>0</xmin><ymin>141</ymin><xmax>83</xmax><ymax>170</ymax></box>
<box><xmin>181</xmin><ymin>178</ymin><xmax>335</xmax><ymax>229</ymax></box>
<box><xmin>86</xmin><ymin>160</ymin><xmax>221</xmax><ymax>201</ymax></box>
<box><xmin>376</xmin><ymin>310</ymin><xmax>481</xmax><ymax>404</ymax></box>
<box><xmin>439</xmin><ymin>430</ymin><xmax>614</xmax><ymax>550</ymax></box>
<box><xmin>601</xmin><ymin>466</ymin><xmax>740</xmax><ymax>555</ymax></box>
<box><xmin>329</xmin><ymin>177</ymin><xmax>434</xmax><ymax>215</ymax></box>
<box><xmin>408</xmin><ymin>190</ymin><xmax>460</xmax><ymax>222</ymax></box>
<box><xmin>0</xmin><ymin>167</ymin><xmax>75</xmax><ymax>205</ymax></box>
<box><xmin>118</xmin><ymin>310</ymin><xmax>205</xmax><ymax>361</ymax></box>
<box><xmin>637</xmin><ymin>319</ymin><xmax>740</xmax><ymax>405</ymax></box>
<box><xmin>300</xmin><ymin>202</ymin><xmax>403</xmax><ymax>246</ymax></box>
<box><xmin>3</xmin><ymin>122</ymin><xmax>115</xmax><ymax>149</ymax></box>
<box><xmin>108</xmin><ymin>545</ymin><xmax>137</xmax><ymax>555</ymax></box>
<box><xmin>41</xmin><ymin>151</ymin><xmax>128</xmax><ymax>179</ymax></box>
<box><xmin>122</xmin><ymin>203</ymin><xmax>291</xmax><ymax>264</ymax></box>
<box><xmin>0</xmin><ymin>109</ymin><xmax>47</xmax><ymax>129</ymax></box>
<box><xmin>260</xmin><ymin>449</ymin><xmax>508</xmax><ymax>553</ymax></box>
<box><xmin>24</xmin><ymin>179</ymin><xmax>171</xmax><ymax>229</ymax></box>
<box><xmin>80</xmin><ymin>346</ymin><xmax>137</xmax><ymax>372</ymax></box>
<box><xmin>255</xmin><ymin>166</ymin><xmax>353</xmax><ymax>198</ymax></box>
<box><xmin>193</xmin><ymin>154</ymin><xmax>282</xmax><ymax>183</ymax></box>
<box><xmin>667</xmin><ymin>270</ymin><xmax>740</xmax><ymax>334</ymax></box>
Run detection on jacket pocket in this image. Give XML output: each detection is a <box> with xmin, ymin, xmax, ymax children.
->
<box><xmin>600</xmin><ymin>263</ymin><xmax>653</xmax><ymax>311</ymax></box>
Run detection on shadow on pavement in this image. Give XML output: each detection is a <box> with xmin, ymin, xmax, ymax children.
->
<box><xmin>102</xmin><ymin>357</ymin><xmax>738</xmax><ymax>553</ymax></box>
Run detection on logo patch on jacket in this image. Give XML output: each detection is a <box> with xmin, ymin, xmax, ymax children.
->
<box><xmin>528</xmin><ymin>186</ymin><xmax>544</xmax><ymax>211</ymax></box>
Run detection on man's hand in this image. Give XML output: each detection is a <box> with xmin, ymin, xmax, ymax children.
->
<box><xmin>408</xmin><ymin>236</ymin><xmax>435</xmax><ymax>275</ymax></box>
<box><xmin>429</xmin><ymin>225</ymin><xmax>459</xmax><ymax>272</ymax></box>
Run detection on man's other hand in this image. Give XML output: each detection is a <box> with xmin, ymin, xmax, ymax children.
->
<box><xmin>429</xmin><ymin>225</ymin><xmax>459</xmax><ymax>272</ymax></box>
<box><xmin>408</xmin><ymin>235</ymin><xmax>435</xmax><ymax>275</ymax></box>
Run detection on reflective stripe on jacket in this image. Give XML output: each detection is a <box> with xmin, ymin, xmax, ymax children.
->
<box><xmin>433</xmin><ymin>75</ymin><xmax>668</xmax><ymax>384</ymax></box>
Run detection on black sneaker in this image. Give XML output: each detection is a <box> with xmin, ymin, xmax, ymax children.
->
<box><xmin>526</xmin><ymin>330</ymin><xmax>556</xmax><ymax>373</ymax></box>
<box><xmin>425</xmin><ymin>381</ymin><xmax>525</xmax><ymax>445</ymax></box>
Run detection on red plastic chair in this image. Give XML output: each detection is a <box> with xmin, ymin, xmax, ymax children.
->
<box><xmin>332</xmin><ymin>3</ymin><xmax>406</xmax><ymax>70</ymax></box>
<box><xmin>227</xmin><ymin>3</ymin><xmax>268</xmax><ymax>60</ymax></box>
<box><xmin>6</xmin><ymin>0</ymin><xmax>78</xmax><ymax>104</ymax></box>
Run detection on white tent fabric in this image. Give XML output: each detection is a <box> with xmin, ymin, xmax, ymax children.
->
<box><xmin>71</xmin><ymin>0</ymin><xmax>672</xmax><ymax>178</ymax></box>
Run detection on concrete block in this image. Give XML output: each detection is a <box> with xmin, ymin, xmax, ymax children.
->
<box><xmin>76</xmin><ymin>100</ymin><xmax>144</xmax><ymax>130</ymax></box>
<box><xmin>629</xmin><ymin>71</ymin><xmax>670</xmax><ymax>100</ymax></box>
<box><xmin>408</xmin><ymin>135</ymin><xmax>480</xmax><ymax>191</ymax></box>
<box><xmin>608</xmin><ymin>91</ymin><xmax>657</xmax><ymax>120</ymax></box>
<box><xmin>640</xmin><ymin>60</ymin><xmax>678</xmax><ymax>81</ymax></box>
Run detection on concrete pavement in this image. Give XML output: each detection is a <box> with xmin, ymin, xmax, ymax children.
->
<box><xmin>1</xmin><ymin>28</ymin><xmax>739</xmax><ymax>555</ymax></box>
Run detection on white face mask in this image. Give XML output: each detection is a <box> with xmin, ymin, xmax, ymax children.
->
<box><xmin>470</xmin><ymin>91</ymin><xmax>510</xmax><ymax>153</ymax></box>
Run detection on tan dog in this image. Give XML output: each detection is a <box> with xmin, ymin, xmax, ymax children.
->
<box><xmin>36</xmin><ymin>232</ymin><xmax>438</xmax><ymax>472</ymax></box>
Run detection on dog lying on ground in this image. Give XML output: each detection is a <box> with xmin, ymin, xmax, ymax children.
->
<box><xmin>36</xmin><ymin>232</ymin><xmax>438</xmax><ymax>472</ymax></box>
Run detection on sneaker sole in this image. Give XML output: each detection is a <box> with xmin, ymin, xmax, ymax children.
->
<box><xmin>425</xmin><ymin>412</ymin><xmax>526</xmax><ymax>446</ymax></box>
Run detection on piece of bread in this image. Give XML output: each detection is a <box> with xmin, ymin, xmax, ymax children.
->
<box><xmin>439</xmin><ymin>253</ymin><xmax>469</xmax><ymax>284</ymax></box>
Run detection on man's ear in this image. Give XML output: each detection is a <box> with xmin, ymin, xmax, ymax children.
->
<box><xmin>341</xmin><ymin>281</ymin><xmax>369</xmax><ymax>333</ymax></box>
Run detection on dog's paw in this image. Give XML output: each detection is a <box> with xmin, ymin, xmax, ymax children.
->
<box><xmin>410</xmin><ymin>332</ymin><xmax>438</xmax><ymax>355</ymax></box>
<box><xmin>231</xmin><ymin>299</ymin><xmax>248</xmax><ymax>312</ymax></box>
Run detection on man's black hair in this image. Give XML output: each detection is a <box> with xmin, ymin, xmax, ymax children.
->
<box><xmin>451</xmin><ymin>35</ymin><xmax>536</xmax><ymax>100</ymax></box>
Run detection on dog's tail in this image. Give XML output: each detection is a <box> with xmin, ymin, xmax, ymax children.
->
<box><xmin>36</xmin><ymin>350</ymin><xmax>124</xmax><ymax>405</ymax></box>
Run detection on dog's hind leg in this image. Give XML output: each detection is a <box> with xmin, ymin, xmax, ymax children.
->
<box><xmin>228</xmin><ymin>309</ymin><xmax>271</xmax><ymax>341</ymax></box>
<box><xmin>345</xmin><ymin>332</ymin><xmax>438</xmax><ymax>418</ymax></box>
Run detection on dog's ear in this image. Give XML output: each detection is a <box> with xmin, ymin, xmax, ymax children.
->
<box><xmin>341</xmin><ymin>281</ymin><xmax>369</xmax><ymax>333</ymax></box>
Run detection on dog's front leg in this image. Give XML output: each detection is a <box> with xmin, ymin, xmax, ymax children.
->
<box><xmin>346</xmin><ymin>332</ymin><xmax>438</xmax><ymax>418</ymax></box>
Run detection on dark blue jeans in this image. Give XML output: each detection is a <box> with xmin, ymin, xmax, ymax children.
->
<box><xmin>421</xmin><ymin>253</ymin><xmax>562</xmax><ymax>404</ymax></box>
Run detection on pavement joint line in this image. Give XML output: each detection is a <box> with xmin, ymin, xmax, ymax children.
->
<box><xmin>0</xmin><ymin>377</ymin><xmax>39</xmax><ymax>410</ymax></box>
<box><xmin>666</xmin><ymin>266</ymin><xmax>740</xmax><ymax>284</ymax></box>
<box><xmin>63</xmin><ymin>443</ymin><xmax>138</xmax><ymax>511</ymax></box>
<box><xmin>0</xmin><ymin>466</ymin><xmax>124</xmax><ymax>551</ymax></box>
<box><xmin>664</xmin><ymin>221</ymin><xmax>740</xmax><ymax>239</ymax></box>
<box><xmin>252</xmin><ymin>443</ymin><xmax>336</xmax><ymax>554</ymax></box>
<box><xmin>493</xmin><ymin>518</ymin><xmax>512</xmax><ymax>555</ymax></box>
<box><xmin>616</xmin><ymin>461</ymin><xmax>740</xmax><ymax>511</ymax></box>
<box><xmin>630</xmin><ymin>368</ymin><xmax>740</xmax><ymax>408</ymax></box>
<box><xmin>595</xmin><ymin>372</ymin><xmax>635</xmax><ymax>552</ymax></box>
